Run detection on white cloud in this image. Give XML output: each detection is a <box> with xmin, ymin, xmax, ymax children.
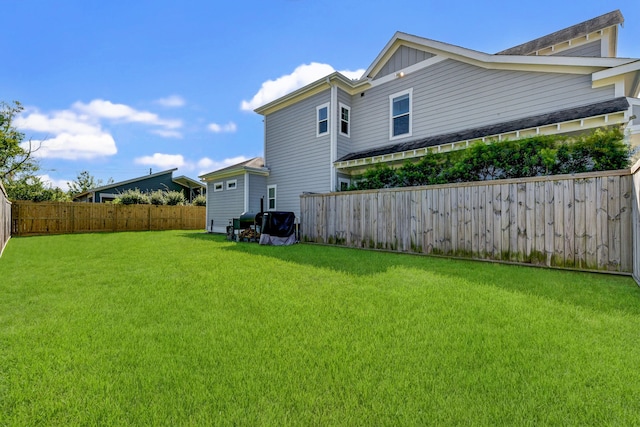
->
<box><xmin>208</xmin><ymin>122</ymin><xmax>237</xmax><ymax>133</ymax></box>
<box><xmin>241</xmin><ymin>62</ymin><xmax>365</xmax><ymax>111</ymax></box>
<box><xmin>134</xmin><ymin>153</ymin><xmax>186</xmax><ymax>170</ymax></box>
<box><xmin>73</xmin><ymin>99</ymin><xmax>182</xmax><ymax>130</ymax></box>
<box><xmin>151</xmin><ymin>129</ymin><xmax>183</xmax><ymax>138</ymax></box>
<box><xmin>14</xmin><ymin>99</ymin><xmax>185</xmax><ymax>160</ymax></box>
<box><xmin>130</xmin><ymin>154</ymin><xmax>252</xmax><ymax>177</ymax></box>
<box><xmin>38</xmin><ymin>174</ymin><xmax>70</xmax><ymax>191</ymax></box>
<box><xmin>31</xmin><ymin>133</ymin><xmax>117</xmax><ymax>160</ymax></box>
<box><xmin>197</xmin><ymin>155</ymin><xmax>249</xmax><ymax>176</ymax></box>
<box><xmin>16</xmin><ymin>110</ymin><xmax>117</xmax><ymax>160</ymax></box>
<box><xmin>155</xmin><ymin>95</ymin><xmax>186</xmax><ymax>108</ymax></box>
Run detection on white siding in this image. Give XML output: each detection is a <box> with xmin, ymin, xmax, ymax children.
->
<box><xmin>265</xmin><ymin>90</ymin><xmax>332</xmax><ymax>217</ymax></box>
<box><xmin>349</xmin><ymin>58</ymin><xmax>615</xmax><ymax>154</ymax></box>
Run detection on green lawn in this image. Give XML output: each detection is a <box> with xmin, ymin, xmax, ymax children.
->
<box><xmin>1</xmin><ymin>230</ymin><xmax>640</xmax><ymax>425</ymax></box>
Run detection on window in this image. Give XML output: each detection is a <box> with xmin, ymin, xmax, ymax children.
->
<box><xmin>267</xmin><ymin>185</ymin><xmax>277</xmax><ymax>210</ymax></box>
<box><xmin>317</xmin><ymin>103</ymin><xmax>329</xmax><ymax>137</ymax></box>
<box><xmin>389</xmin><ymin>88</ymin><xmax>413</xmax><ymax>139</ymax></box>
<box><xmin>226</xmin><ymin>179</ymin><xmax>237</xmax><ymax>190</ymax></box>
<box><xmin>339</xmin><ymin>103</ymin><xmax>350</xmax><ymax>137</ymax></box>
<box><xmin>338</xmin><ymin>178</ymin><xmax>350</xmax><ymax>191</ymax></box>
<box><xmin>213</xmin><ymin>182</ymin><xmax>223</xmax><ymax>192</ymax></box>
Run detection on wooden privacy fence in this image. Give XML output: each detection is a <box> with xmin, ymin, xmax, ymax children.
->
<box><xmin>301</xmin><ymin>169</ymin><xmax>636</xmax><ymax>273</ymax></box>
<box><xmin>11</xmin><ymin>202</ymin><xmax>206</xmax><ymax>236</ymax></box>
<box><xmin>0</xmin><ymin>181</ymin><xmax>11</xmax><ymax>256</ymax></box>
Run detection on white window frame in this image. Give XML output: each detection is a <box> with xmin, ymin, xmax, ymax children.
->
<box><xmin>267</xmin><ymin>184</ymin><xmax>277</xmax><ymax>211</ymax></box>
<box><xmin>389</xmin><ymin>88</ymin><xmax>413</xmax><ymax>140</ymax></box>
<box><xmin>226</xmin><ymin>179</ymin><xmax>237</xmax><ymax>190</ymax></box>
<box><xmin>316</xmin><ymin>103</ymin><xmax>329</xmax><ymax>137</ymax></box>
<box><xmin>338</xmin><ymin>177</ymin><xmax>350</xmax><ymax>191</ymax></box>
<box><xmin>213</xmin><ymin>182</ymin><xmax>224</xmax><ymax>192</ymax></box>
<box><xmin>99</xmin><ymin>193</ymin><xmax>118</xmax><ymax>202</ymax></box>
<box><xmin>339</xmin><ymin>103</ymin><xmax>350</xmax><ymax>137</ymax></box>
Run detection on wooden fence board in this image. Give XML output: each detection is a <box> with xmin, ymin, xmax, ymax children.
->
<box><xmin>585</xmin><ymin>178</ymin><xmax>598</xmax><ymax>268</ymax></box>
<box><xmin>299</xmin><ymin>169</ymin><xmax>636</xmax><ymax>274</ymax></box>
<box><xmin>608</xmin><ymin>177</ymin><xmax>621</xmax><ymax>271</ymax></box>
<box><xmin>11</xmin><ymin>202</ymin><xmax>205</xmax><ymax>236</ymax></box>
<box><xmin>574</xmin><ymin>179</ymin><xmax>587</xmax><ymax>269</ymax></box>
<box><xmin>620</xmin><ymin>176</ymin><xmax>632</xmax><ymax>272</ymax></box>
<box><xmin>563</xmin><ymin>179</ymin><xmax>575</xmax><ymax>267</ymax></box>
<box><xmin>596</xmin><ymin>177</ymin><xmax>609</xmax><ymax>269</ymax></box>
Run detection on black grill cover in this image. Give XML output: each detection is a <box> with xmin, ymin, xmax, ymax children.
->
<box><xmin>260</xmin><ymin>212</ymin><xmax>296</xmax><ymax>237</ymax></box>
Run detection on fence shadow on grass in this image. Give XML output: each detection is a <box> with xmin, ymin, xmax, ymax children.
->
<box><xmin>179</xmin><ymin>232</ymin><xmax>640</xmax><ymax>316</ymax></box>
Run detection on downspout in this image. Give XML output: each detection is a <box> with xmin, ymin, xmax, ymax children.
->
<box><xmin>263</xmin><ymin>117</ymin><xmax>267</xmax><ymax>167</ymax></box>
<box><xmin>244</xmin><ymin>171</ymin><xmax>250</xmax><ymax>212</ymax></box>
<box><xmin>328</xmin><ymin>77</ymin><xmax>338</xmax><ymax>192</ymax></box>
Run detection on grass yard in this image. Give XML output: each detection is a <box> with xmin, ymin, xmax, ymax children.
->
<box><xmin>1</xmin><ymin>230</ymin><xmax>640</xmax><ymax>425</ymax></box>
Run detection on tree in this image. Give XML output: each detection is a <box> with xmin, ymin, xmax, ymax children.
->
<box><xmin>0</xmin><ymin>100</ymin><xmax>39</xmax><ymax>181</ymax></box>
<box><xmin>4</xmin><ymin>175</ymin><xmax>68</xmax><ymax>202</ymax></box>
<box><xmin>67</xmin><ymin>170</ymin><xmax>113</xmax><ymax>197</ymax></box>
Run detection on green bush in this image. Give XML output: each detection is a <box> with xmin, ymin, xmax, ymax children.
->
<box><xmin>149</xmin><ymin>190</ymin><xmax>166</xmax><ymax>205</ymax></box>
<box><xmin>350</xmin><ymin>128</ymin><xmax>629</xmax><ymax>191</ymax></box>
<box><xmin>165</xmin><ymin>190</ymin><xmax>185</xmax><ymax>206</ymax></box>
<box><xmin>191</xmin><ymin>194</ymin><xmax>206</xmax><ymax>206</ymax></box>
<box><xmin>113</xmin><ymin>188</ymin><xmax>150</xmax><ymax>205</ymax></box>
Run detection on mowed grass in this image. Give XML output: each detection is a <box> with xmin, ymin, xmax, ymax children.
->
<box><xmin>1</xmin><ymin>231</ymin><xmax>640</xmax><ymax>425</ymax></box>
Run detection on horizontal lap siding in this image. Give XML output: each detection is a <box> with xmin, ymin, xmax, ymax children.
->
<box><xmin>301</xmin><ymin>171</ymin><xmax>635</xmax><ymax>274</ymax></box>
<box><xmin>552</xmin><ymin>41</ymin><xmax>602</xmax><ymax>57</ymax></box>
<box><xmin>349</xmin><ymin>59</ymin><xmax>614</xmax><ymax>154</ymax></box>
<box><xmin>248</xmin><ymin>175</ymin><xmax>267</xmax><ymax>213</ymax></box>
<box><xmin>206</xmin><ymin>174</ymin><xmax>245</xmax><ymax>231</ymax></box>
<box><xmin>97</xmin><ymin>173</ymin><xmax>184</xmax><ymax>202</ymax></box>
<box><xmin>337</xmin><ymin>88</ymin><xmax>352</xmax><ymax>161</ymax></box>
<box><xmin>266</xmin><ymin>90</ymin><xmax>331</xmax><ymax>217</ymax></box>
<box><xmin>375</xmin><ymin>46</ymin><xmax>434</xmax><ymax>79</ymax></box>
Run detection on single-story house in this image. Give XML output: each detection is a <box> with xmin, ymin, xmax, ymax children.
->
<box><xmin>74</xmin><ymin>168</ymin><xmax>205</xmax><ymax>203</ymax></box>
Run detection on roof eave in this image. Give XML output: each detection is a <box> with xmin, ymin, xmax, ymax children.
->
<box><xmin>254</xmin><ymin>72</ymin><xmax>370</xmax><ymax>116</ymax></box>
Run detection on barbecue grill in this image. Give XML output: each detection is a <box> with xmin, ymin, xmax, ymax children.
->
<box><xmin>227</xmin><ymin>212</ymin><xmax>261</xmax><ymax>241</ymax></box>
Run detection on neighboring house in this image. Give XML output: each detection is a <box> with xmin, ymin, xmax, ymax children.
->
<box><xmin>201</xmin><ymin>10</ymin><xmax>640</xmax><ymax>231</ymax></box>
<box><xmin>73</xmin><ymin>168</ymin><xmax>205</xmax><ymax>203</ymax></box>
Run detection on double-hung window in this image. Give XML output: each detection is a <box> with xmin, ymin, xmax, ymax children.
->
<box><xmin>339</xmin><ymin>103</ymin><xmax>350</xmax><ymax>137</ymax></box>
<box><xmin>389</xmin><ymin>88</ymin><xmax>412</xmax><ymax>140</ymax></box>
<box><xmin>267</xmin><ymin>185</ymin><xmax>277</xmax><ymax>210</ymax></box>
<box><xmin>317</xmin><ymin>103</ymin><xmax>329</xmax><ymax>137</ymax></box>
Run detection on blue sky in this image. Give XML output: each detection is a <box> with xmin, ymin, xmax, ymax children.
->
<box><xmin>3</xmin><ymin>0</ymin><xmax>639</xmax><ymax>190</ymax></box>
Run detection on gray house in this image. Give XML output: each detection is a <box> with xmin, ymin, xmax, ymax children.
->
<box><xmin>199</xmin><ymin>158</ymin><xmax>269</xmax><ymax>232</ymax></box>
<box><xmin>74</xmin><ymin>168</ymin><xmax>205</xmax><ymax>203</ymax></box>
<box><xmin>201</xmin><ymin>10</ymin><xmax>640</xmax><ymax>231</ymax></box>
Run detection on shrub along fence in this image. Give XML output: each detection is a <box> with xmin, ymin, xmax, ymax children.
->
<box><xmin>11</xmin><ymin>202</ymin><xmax>205</xmax><ymax>236</ymax></box>
<box><xmin>0</xmin><ymin>181</ymin><xmax>11</xmax><ymax>256</ymax></box>
<box><xmin>301</xmin><ymin>169</ymin><xmax>637</xmax><ymax>274</ymax></box>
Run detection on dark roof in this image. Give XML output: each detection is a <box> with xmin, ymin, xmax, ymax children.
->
<box><xmin>337</xmin><ymin>97</ymin><xmax>630</xmax><ymax>162</ymax></box>
<box><xmin>73</xmin><ymin>168</ymin><xmax>178</xmax><ymax>199</ymax></box>
<box><xmin>497</xmin><ymin>10</ymin><xmax>624</xmax><ymax>56</ymax></box>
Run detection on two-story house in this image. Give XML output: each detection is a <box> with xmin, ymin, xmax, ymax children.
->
<box><xmin>201</xmin><ymin>10</ymin><xmax>640</xmax><ymax>233</ymax></box>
